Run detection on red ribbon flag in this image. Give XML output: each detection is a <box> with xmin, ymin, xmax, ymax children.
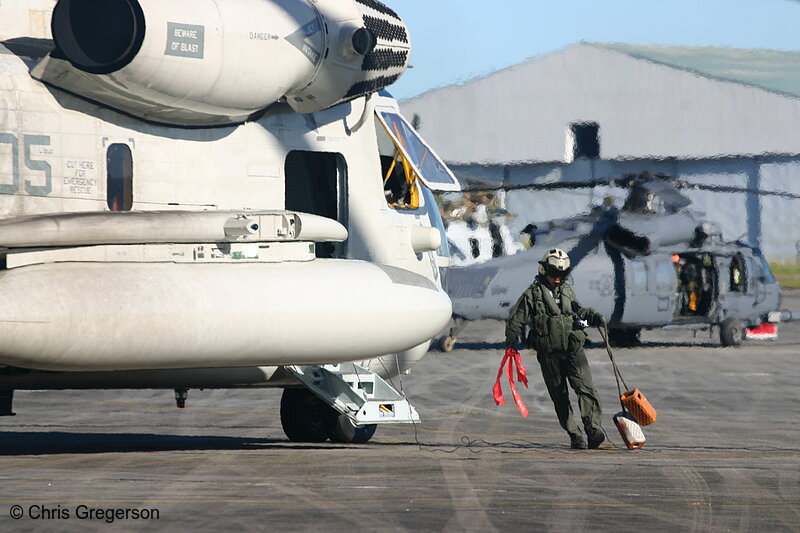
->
<box><xmin>493</xmin><ymin>348</ymin><xmax>529</xmax><ymax>418</ymax></box>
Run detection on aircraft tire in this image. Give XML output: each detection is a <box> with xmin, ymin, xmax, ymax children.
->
<box><xmin>324</xmin><ymin>413</ymin><xmax>377</xmax><ymax>444</ymax></box>
<box><xmin>439</xmin><ymin>336</ymin><xmax>457</xmax><ymax>352</ymax></box>
<box><xmin>608</xmin><ymin>328</ymin><xmax>641</xmax><ymax>347</ymax></box>
<box><xmin>280</xmin><ymin>388</ymin><xmax>331</xmax><ymax>443</ymax></box>
<box><xmin>720</xmin><ymin>317</ymin><xmax>743</xmax><ymax>347</ymax></box>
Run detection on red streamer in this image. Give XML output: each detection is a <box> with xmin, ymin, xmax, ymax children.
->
<box><xmin>493</xmin><ymin>348</ymin><xmax>529</xmax><ymax>418</ymax></box>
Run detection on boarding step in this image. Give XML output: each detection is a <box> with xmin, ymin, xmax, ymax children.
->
<box><xmin>287</xmin><ymin>363</ymin><xmax>419</xmax><ymax>425</ymax></box>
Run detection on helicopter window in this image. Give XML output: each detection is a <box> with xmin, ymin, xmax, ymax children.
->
<box><xmin>469</xmin><ymin>237</ymin><xmax>480</xmax><ymax>259</ymax></box>
<box><xmin>629</xmin><ymin>261</ymin><xmax>647</xmax><ymax>293</ymax></box>
<box><xmin>420</xmin><ymin>185</ymin><xmax>449</xmax><ymax>258</ymax></box>
<box><xmin>656</xmin><ymin>261</ymin><xmax>674</xmax><ymax>292</ymax></box>
<box><xmin>375</xmin><ymin>114</ymin><xmax>418</xmax><ymax>208</ymax></box>
<box><xmin>570</xmin><ymin>122</ymin><xmax>600</xmax><ymax>159</ymax></box>
<box><xmin>378</xmin><ymin>111</ymin><xmax>457</xmax><ymax>186</ymax></box>
<box><xmin>730</xmin><ymin>253</ymin><xmax>746</xmax><ymax>292</ymax></box>
<box><xmin>754</xmin><ymin>252</ymin><xmax>775</xmax><ymax>284</ymax></box>
<box><xmin>379</xmin><ymin>151</ymin><xmax>418</xmax><ymax>208</ymax></box>
<box><xmin>106</xmin><ymin>143</ymin><xmax>132</xmax><ymax>211</ymax></box>
<box><xmin>374</xmin><ymin>110</ymin><xmax>459</xmax><ymax>205</ymax></box>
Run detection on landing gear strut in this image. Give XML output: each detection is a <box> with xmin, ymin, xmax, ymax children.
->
<box><xmin>437</xmin><ymin>316</ymin><xmax>468</xmax><ymax>352</ymax></box>
<box><xmin>174</xmin><ymin>388</ymin><xmax>188</xmax><ymax>408</ymax></box>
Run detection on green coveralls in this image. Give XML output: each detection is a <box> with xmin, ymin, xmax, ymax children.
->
<box><xmin>505</xmin><ymin>276</ymin><xmax>603</xmax><ymax>439</ymax></box>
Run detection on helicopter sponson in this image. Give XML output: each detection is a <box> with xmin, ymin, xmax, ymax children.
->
<box><xmin>35</xmin><ymin>0</ymin><xmax>411</xmax><ymax>126</ymax></box>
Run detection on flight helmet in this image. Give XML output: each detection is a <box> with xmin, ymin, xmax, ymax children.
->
<box><xmin>539</xmin><ymin>248</ymin><xmax>571</xmax><ymax>277</ymax></box>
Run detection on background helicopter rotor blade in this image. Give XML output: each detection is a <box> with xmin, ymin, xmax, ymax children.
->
<box><xmin>460</xmin><ymin>178</ymin><xmax>614</xmax><ymax>193</ymax></box>
<box><xmin>675</xmin><ymin>181</ymin><xmax>800</xmax><ymax>200</ymax></box>
<box><xmin>458</xmin><ymin>171</ymin><xmax>800</xmax><ymax>201</ymax></box>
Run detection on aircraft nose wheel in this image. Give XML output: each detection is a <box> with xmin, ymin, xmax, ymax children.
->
<box><xmin>607</xmin><ymin>328</ymin><xmax>641</xmax><ymax>347</ymax></box>
<box><xmin>280</xmin><ymin>388</ymin><xmax>378</xmax><ymax>444</ymax></box>
<box><xmin>438</xmin><ymin>317</ymin><xmax>467</xmax><ymax>352</ymax></box>
<box><xmin>279</xmin><ymin>388</ymin><xmax>331</xmax><ymax>443</ymax></box>
<box><xmin>324</xmin><ymin>414</ymin><xmax>377</xmax><ymax>444</ymax></box>
<box><xmin>438</xmin><ymin>335</ymin><xmax>457</xmax><ymax>352</ymax></box>
<box><xmin>720</xmin><ymin>317</ymin><xmax>743</xmax><ymax>347</ymax></box>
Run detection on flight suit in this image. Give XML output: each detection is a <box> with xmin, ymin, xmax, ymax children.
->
<box><xmin>505</xmin><ymin>276</ymin><xmax>604</xmax><ymax>440</ymax></box>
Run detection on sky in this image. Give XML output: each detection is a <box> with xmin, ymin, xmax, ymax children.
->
<box><xmin>388</xmin><ymin>0</ymin><xmax>800</xmax><ymax>100</ymax></box>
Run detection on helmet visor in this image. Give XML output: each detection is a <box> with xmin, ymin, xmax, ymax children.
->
<box><xmin>543</xmin><ymin>263</ymin><xmax>570</xmax><ymax>278</ymax></box>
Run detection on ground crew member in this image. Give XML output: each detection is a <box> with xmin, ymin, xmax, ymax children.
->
<box><xmin>504</xmin><ymin>248</ymin><xmax>606</xmax><ymax>449</ymax></box>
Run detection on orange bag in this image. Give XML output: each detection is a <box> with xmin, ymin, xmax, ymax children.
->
<box><xmin>620</xmin><ymin>388</ymin><xmax>657</xmax><ymax>426</ymax></box>
<box><xmin>599</xmin><ymin>325</ymin><xmax>658</xmax><ymax>431</ymax></box>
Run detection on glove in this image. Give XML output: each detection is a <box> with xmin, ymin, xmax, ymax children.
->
<box><xmin>573</xmin><ymin>316</ymin><xmax>589</xmax><ymax>330</ymax></box>
<box><xmin>589</xmin><ymin>310</ymin><xmax>605</xmax><ymax>327</ymax></box>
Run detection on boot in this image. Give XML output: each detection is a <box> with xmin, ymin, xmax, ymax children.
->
<box><xmin>570</xmin><ymin>435</ymin><xmax>587</xmax><ymax>449</ymax></box>
<box><xmin>587</xmin><ymin>427</ymin><xmax>605</xmax><ymax>449</ymax></box>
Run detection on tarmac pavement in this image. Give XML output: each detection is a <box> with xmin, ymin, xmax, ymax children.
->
<box><xmin>0</xmin><ymin>293</ymin><xmax>798</xmax><ymax>532</ymax></box>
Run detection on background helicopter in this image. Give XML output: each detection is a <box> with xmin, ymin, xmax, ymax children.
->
<box><xmin>439</xmin><ymin>172</ymin><xmax>784</xmax><ymax>350</ymax></box>
<box><xmin>0</xmin><ymin>0</ymin><xmax>459</xmax><ymax>444</ymax></box>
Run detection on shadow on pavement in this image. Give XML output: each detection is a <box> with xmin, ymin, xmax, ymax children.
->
<box><xmin>446</xmin><ymin>340</ymin><xmax>721</xmax><ymax>352</ymax></box>
<box><xmin>0</xmin><ymin>431</ymin><xmax>351</xmax><ymax>455</ymax></box>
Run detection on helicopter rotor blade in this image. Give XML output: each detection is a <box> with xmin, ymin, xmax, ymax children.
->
<box><xmin>459</xmin><ymin>178</ymin><xmax>616</xmax><ymax>193</ymax></box>
<box><xmin>675</xmin><ymin>181</ymin><xmax>800</xmax><ymax>200</ymax></box>
<box><xmin>459</xmin><ymin>174</ymin><xmax>800</xmax><ymax>201</ymax></box>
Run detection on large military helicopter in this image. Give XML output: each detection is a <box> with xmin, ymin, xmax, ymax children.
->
<box><xmin>440</xmin><ymin>172</ymin><xmax>784</xmax><ymax>351</ymax></box>
<box><xmin>0</xmin><ymin>0</ymin><xmax>460</xmax><ymax>444</ymax></box>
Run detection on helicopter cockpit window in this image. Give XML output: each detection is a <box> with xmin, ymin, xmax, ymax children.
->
<box><xmin>375</xmin><ymin>110</ymin><xmax>459</xmax><ymax>209</ymax></box>
<box><xmin>378</xmin><ymin>141</ymin><xmax>418</xmax><ymax>208</ymax></box>
<box><xmin>754</xmin><ymin>252</ymin><xmax>775</xmax><ymax>284</ymax></box>
<box><xmin>730</xmin><ymin>253</ymin><xmax>746</xmax><ymax>292</ymax></box>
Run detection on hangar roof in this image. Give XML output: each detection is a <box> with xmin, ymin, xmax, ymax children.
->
<box><xmin>400</xmin><ymin>43</ymin><xmax>800</xmax><ymax>165</ymax></box>
<box><xmin>594</xmin><ymin>43</ymin><xmax>800</xmax><ymax>100</ymax></box>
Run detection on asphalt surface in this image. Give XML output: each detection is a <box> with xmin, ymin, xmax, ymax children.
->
<box><xmin>0</xmin><ymin>293</ymin><xmax>798</xmax><ymax>532</ymax></box>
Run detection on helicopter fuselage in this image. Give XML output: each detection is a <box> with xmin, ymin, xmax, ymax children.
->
<box><xmin>0</xmin><ymin>35</ymin><xmax>452</xmax><ymax>374</ymax></box>
<box><xmin>445</xmin><ymin>208</ymin><xmax>781</xmax><ymax>347</ymax></box>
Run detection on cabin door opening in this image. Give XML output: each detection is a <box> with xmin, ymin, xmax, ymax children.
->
<box><xmin>674</xmin><ymin>253</ymin><xmax>716</xmax><ymax>318</ymax></box>
<box><xmin>284</xmin><ymin>151</ymin><xmax>347</xmax><ymax>258</ymax></box>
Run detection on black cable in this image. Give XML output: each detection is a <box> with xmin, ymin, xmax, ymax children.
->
<box><xmin>406</xmin><ymin>433</ymin><xmax>800</xmax><ymax>454</ymax></box>
<box><xmin>410</xmin><ymin>435</ymin><xmax>623</xmax><ymax>453</ymax></box>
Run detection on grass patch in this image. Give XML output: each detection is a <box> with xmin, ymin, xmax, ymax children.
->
<box><xmin>769</xmin><ymin>261</ymin><xmax>800</xmax><ymax>289</ymax></box>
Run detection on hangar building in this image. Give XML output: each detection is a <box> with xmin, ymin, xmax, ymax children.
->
<box><xmin>399</xmin><ymin>43</ymin><xmax>800</xmax><ymax>260</ymax></box>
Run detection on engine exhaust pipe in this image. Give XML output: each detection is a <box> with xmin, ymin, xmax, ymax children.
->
<box><xmin>52</xmin><ymin>0</ymin><xmax>145</xmax><ymax>74</ymax></box>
